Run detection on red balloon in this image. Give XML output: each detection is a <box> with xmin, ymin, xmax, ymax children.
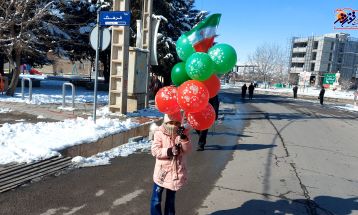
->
<box><xmin>187</xmin><ymin>103</ymin><xmax>216</xmax><ymax>130</ymax></box>
<box><xmin>177</xmin><ymin>80</ymin><xmax>209</xmax><ymax>113</ymax></box>
<box><xmin>155</xmin><ymin>86</ymin><xmax>181</xmax><ymax>114</ymax></box>
<box><xmin>202</xmin><ymin>75</ymin><xmax>221</xmax><ymax>98</ymax></box>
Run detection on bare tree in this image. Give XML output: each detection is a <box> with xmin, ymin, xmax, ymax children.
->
<box><xmin>0</xmin><ymin>0</ymin><xmax>55</xmax><ymax>96</ymax></box>
<box><xmin>248</xmin><ymin>43</ymin><xmax>288</xmax><ymax>85</ymax></box>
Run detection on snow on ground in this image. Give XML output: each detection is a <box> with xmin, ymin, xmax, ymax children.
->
<box><xmin>256</xmin><ymin>87</ymin><xmax>356</xmax><ymax>100</ymax></box>
<box><xmin>0</xmin><ymin>78</ymin><xmax>163</xmax><ymax>165</ymax></box>
<box><xmin>72</xmin><ymin>139</ymin><xmax>152</xmax><ymax>167</ymax></box>
<box><xmin>0</xmin><ymin>79</ymin><xmax>108</xmax><ymax>105</ymax></box>
<box><xmin>334</xmin><ymin>104</ymin><xmax>358</xmax><ymax>112</ymax></box>
<box><xmin>0</xmin><ymin>108</ymin><xmax>12</xmax><ymax>113</ymax></box>
<box><xmin>221</xmin><ymin>82</ymin><xmax>357</xmax><ymax>101</ymax></box>
<box><xmin>0</xmin><ymin>117</ymin><xmax>140</xmax><ymax>165</ymax></box>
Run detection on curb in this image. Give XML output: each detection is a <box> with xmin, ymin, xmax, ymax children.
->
<box><xmin>60</xmin><ymin>118</ymin><xmax>163</xmax><ymax>158</ymax></box>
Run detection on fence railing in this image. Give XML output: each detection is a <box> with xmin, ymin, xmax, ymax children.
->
<box><xmin>62</xmin><ymin>82</ymin><xmax>75</xmax><ymax>108</ymax></box>
<box><xmin>21</xmin><ymin>78</ymin><xmax>32</xmax><ymax>101</ymax></box>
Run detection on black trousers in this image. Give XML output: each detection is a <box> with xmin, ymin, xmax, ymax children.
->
<box><xmin>196</xmin><ymin>129</ymin><xmax>209</xmax><ymax>146</ymax></box>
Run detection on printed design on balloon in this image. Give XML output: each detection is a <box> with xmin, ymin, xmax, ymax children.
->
<box><xmin>155</xmin><ymin>86</ymin><xmax>180</xmax><ymax>114</ymax></box>
<box><xmin>210</xmin><ymin>48</ymin><xmax>224</xmax><ymax>63</ymax></box>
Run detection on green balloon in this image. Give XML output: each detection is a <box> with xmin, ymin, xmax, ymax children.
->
<box><xmin>176</xmin><ymin>35</ymin><xmax>195</xmax><ymax>61</ymax></box>
<box><xmin>208</xmin><ymin>43</ymin><xmax>237</xmax><ymax>74</ymax></box>
<box><xmin>185</xmin><ymin>52</ymin><xmax>214</xmax><ymax>81</ymax></box>
<box><xmin>171</xmin><ymin>62</ymin><xmax>191</xmax><ymax>86</ymax></box>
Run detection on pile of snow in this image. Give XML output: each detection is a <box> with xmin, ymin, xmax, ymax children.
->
<box><xmin>221</xmin><ymin>83</ymin><xmax>241</xmax><ymax>89</ymax></box>
<box><xmin>0</xmin><ymin>108</ymin><xmax>12</xmax><ymax>113</ymax></box>
<box><xmin>220</xmin><ymin>82</ymin><xmax>356</xmax><ymax>101</ymax></box>
<box><xmin>334</xmin><ymin>104</ymin><xmax>358</xmax><ymax>112</ymax></box>
<box><xmin>255</xmin><ymin>87</ymin><xmax>356</xmax><ymax>100</ymax></box>
<box><xmin>72</xmin><ymin>139</ymin><xmax>152</xmax><ymax>167</ymax></box>
<box><xmin>0</xmin><ymin>117</ymin><xmax>140</xmax><ymax>165</ymax></box>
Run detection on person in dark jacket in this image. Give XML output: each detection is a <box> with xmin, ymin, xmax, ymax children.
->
<box><xmin>149</xmin><ymin>74</ymin><xmax>163</xmax><ymax>98</ymax></box>
<box><xmin>248</xmin><ymin>83</ymin><xmax>255</xmax><ymax>100</ymax></box>
<box><xmin>319</xmin><ymin>86</ymin><xmax>325</xmax><ymax>105</ymax></box>
<box><xmin>293</xmin><ymin>85</ymin><xmax>298</xmax><ymax>99</ymax></box>
<box><xmin>241</xmin><ymin>84</ymin><xmax>247</xmax><ymax>99</ymax></box>
<box><xmin>196</xmin><ymin>95</ymin><xmax>220</xmax><ymax>151</ymax></box>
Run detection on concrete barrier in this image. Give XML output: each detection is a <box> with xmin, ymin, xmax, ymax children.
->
<box><xmin>60</xmin><ymin>118</ymin><xmax>163</xmax><ymax>158</ymax></box>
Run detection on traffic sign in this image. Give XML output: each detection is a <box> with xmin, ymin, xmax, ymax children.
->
<box><xmin>323</xmin><ymin>73</ymin><xmax>336</xmax><ymax>85</ymax></box>
<box><xmin>99</xmin><ymin>11</ymin><xmax>131</xmax><ymax>26</ymax></box>
<box><xmin>90</xmin><ymin>26</ymin><xmax>111</xmax><ymax>51</ymax></box>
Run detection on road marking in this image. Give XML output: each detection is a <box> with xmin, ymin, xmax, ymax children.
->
<box><xmin>96</xmin><ymin>189</ymin><xmax>105</xmax><ymax>197</ymax></box>
<box><xmin>112</xmin><ymin>189</ymin><xmax>144</xmax><ymax>207</ymax></box>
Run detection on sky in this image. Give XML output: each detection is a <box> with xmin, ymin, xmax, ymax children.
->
<box><xmin>194</xmin><ymin>0</ymin><xmax>358</xmax><ymax>64</ymax></box>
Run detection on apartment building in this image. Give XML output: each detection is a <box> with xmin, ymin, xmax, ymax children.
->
<box><xmin>289</xmin><ymin>33</ymin><xmax>358</xmax><ymax>86</ymax></box>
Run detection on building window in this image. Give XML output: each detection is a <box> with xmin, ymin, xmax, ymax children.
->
<box><xmin>327</xmin><ymin>63</ymin><xmax>331</xmax><ymax>72</ymax></box>
<box><xmin>313</xmin><ymin>41</ymin><xmax>318</xmax><ymax>49</ymax></box>
<box><xmin>329</xmin><ymin>53</ymin><xmax>332</xmax><ymax>61</ymax></box>
<box><xmin>293</xmin><ymin>42</ymin><xmax>307</xmax><ymax>48</ymax></box>
<box><xmin>291</xmin><ymin>63</ymin><xmax>304</xmax><ymax>68</ymax></box>
<box><xmin>311</xmin><ymin>52</ymin><xmax>317</xmax><ymax>60</ymax></box>
<box><xmin>331</xmin><ymin>42</ymin><xmax>334</xmax><ymax>50</ymax></box>
<box><xmin>311</xmin><ymin>63</ymin><xmax>315</xmax><ymax>71</ymax></box>
<box><xmin>292</xmin><ymin>52</ymin><xmax>305</xmax><ymax>58</ymax></box>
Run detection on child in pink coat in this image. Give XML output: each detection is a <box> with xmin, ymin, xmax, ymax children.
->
<box><xmin>150</xmin><ymin>114</ymin><xmax>192</xmax><ymax>215</ymax></box>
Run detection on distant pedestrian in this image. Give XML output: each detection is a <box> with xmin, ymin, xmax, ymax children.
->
<box><xmin>150</xmin><ymin>114</ymin><xmax>192</xmax><ymax>215</ymax></box>
<box><xmin>241</xmin><ymin>84</ymin><xmax>247</xmax><ymax>99</ymax></box>
<box><xmin>196</xmin><ymin>95</ymin><xmax>220</xmax><ymax>151</ymax></box>
<box><xmin>149</xmin><ymin>74</ymin><xmax>163</xmax><ymax>98</ymax></box>
<box><xmin>293</xmin><ymin>85</ymin><xmax>298</xmax><ymax>99</ymax></box>
<box><xmin>248</xmin><ymin>83</ymin><xmax>255</xmax><ymax>100</ymax></box>
<box><xmin>319</xmin><ymin>86</ymin><xmax>325</xmax><ymax>105</ymax></box>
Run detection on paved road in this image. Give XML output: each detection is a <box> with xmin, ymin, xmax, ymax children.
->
<box><xmin>1</xmin><ymin>90</ymin><xmax>358</xmax><ymax>215</ymax></box>
<box><xmin>198</xmin><ymin>89</ymin><xmax>358</xmax><ymax>215</ymax></box>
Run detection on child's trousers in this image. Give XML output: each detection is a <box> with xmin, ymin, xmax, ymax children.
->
<box><xmin>150</xmin><ymin>183</ymin><xmax>176</xmax><ymax>215</ymax></box>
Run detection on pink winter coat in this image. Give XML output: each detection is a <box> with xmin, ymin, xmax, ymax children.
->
<box><xmin>151</xmin><ymin>126</ymin><xmax>192</xmax><ymax>191</ymax></box>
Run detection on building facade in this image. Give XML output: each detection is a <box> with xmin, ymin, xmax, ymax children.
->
<box><xmin>289</xmin><ymin>33</ymin><xmax>358</xmax><ymax>87</ymax></box>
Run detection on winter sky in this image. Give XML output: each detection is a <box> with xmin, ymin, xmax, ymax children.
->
<box><xmin>195</xmin><ymin>0</ymin><xmax>358</xmax><ymax>64</ymax></box>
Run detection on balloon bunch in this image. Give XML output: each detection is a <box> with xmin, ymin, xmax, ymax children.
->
<box><xmin>155</xmin><ymin>14</ymin><xmax>237</xmax><ymax>130</ymax></box>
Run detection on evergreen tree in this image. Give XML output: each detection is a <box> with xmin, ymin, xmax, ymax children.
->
<box><xmin>152</xmin><ymin>0</ymin><xmax>207</xmax><ymax>85</ymax></box>
<box><xmin>53</xmin><ymin>0</ymin><xmax>112</xmax><ymax>82</ymax></box>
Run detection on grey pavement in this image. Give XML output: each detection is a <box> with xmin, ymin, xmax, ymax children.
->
<box><xmin>197</xmin><ymin>91</ymin><xmax>358</xmax><ymax>215</ymax></box>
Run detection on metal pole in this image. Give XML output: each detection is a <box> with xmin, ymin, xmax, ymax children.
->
<box><xmin>62</xmin><ymin>82</ymin><xmax>76</xmax><ymax>108</ymax></box>
<box><xmin>93</xmin><ymin>10</ymin><xmax>102</xmax><ymax>123</ymax></box>
<box><xmin>21</xmin><ymin>78</ymin><xmax>32</xmax><ymax>101</ymax></box>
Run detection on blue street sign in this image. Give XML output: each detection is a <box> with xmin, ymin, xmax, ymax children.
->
<box><xmin>99</xmin><ymin>11</ymin><xmax>131</xmax><ymax>26</ymax></box>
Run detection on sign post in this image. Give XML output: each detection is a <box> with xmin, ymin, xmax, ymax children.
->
<box><xmin>93</xmin><ymin>10</ymin><xmax>102</xmax><ymax>123</ymax></box>
<box><xmin>99</xmin><ymin>11</ymin><xmax>130</xmax><ymax>26</ymax></box>
<box><xmin>91</xmin><ymin>10</ymin><xmax>131</xmax><ymax>122</ymax></box>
